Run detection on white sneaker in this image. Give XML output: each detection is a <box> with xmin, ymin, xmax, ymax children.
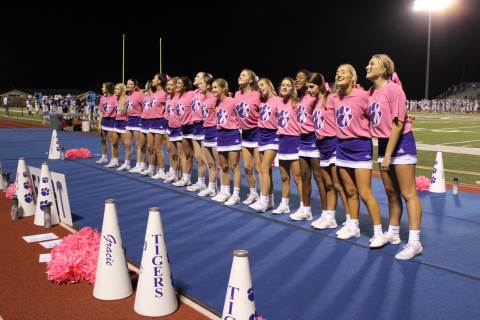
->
<box><xmin>140</xmin><ymin>168</ymin><xmax>155</xmax><ymax>176</ymax></box>
<box><xmin>242</xmin><ymin>193</ymin><xmax>259</xmax><ymax>205</ymax></box>
<box><xmin>104</xmin><ymin>161</ymin><xmax>119</xmax><ymax>168</ymax></box>
<box><xmin>395</xmin><ymin>242</ymin><xmax>423</xmax><ymax>260</ymax></box>
<box><xmin>384</xmin><ymin>232</ymin><xmax>401</xmax><ymax>245</ymax></box>
<box><xmin>152</xmin><ymin>171</ymin><xmax>167</xmax><ymax>180</ymax></box>
<box><xmin>198</xmin><ymin>188</ymin><xmax>216</xmax><ymax>197</ymax></box>
<box><xmin>289</xmin><ymin>207</ymin><xmax>313</xmax><ymax>221</ymax></box>
<box><xmin>369</xmin><ymin>233</ymin><xmax>389</xmax><ymax>248</ymax></box>
<box><xmin>336</xmin><ymin>224</ymin><xmax>360</xmax><ymax>240</ymax></box>
<box><xmin>311</xmin><ymin>216</ymin><xmax>337</xmax><ymax>230</ymax></box>
<box><xmin>249</xmin><ymin>200</ymin><xmax>268</xmax><ymax>213</ymax></box>
<box><xmin>173</xmin><ymin>178</ymin><xmax>191</xmax><ymax>187</ymax></box>
<box><xmin>225</xmin><ymin>195</ymin><xmax>240</xmax><ymax>206</ymax></box>
<box><xmin>336</xmin><ymin>220</ymin><xmax>349</xmax><ymax>235</ymax></box>
<box><xmin>163</xmin><ymin>172</ymin><xmax>177</xmax><ymax>183</ymax></box>
<box><xmin>187</xmin><ymin>182</ymin><xmax>206</xmax><ymax>192</ymax></box>
<box><xmin>272</xmin><ymin>203</ymin><xmax>290</xmax><ymax>215</ymax></box>
<box><xmin>129</xmin><ymin>165</ymin><xmax>144</xmax><ymax>173</ymax></box>
<box><xmin>212</xmin><ymin>193</ymin><xmax>230</xmax><ymax>203</ymax></box>
<box><xmin>96</xmin><ymin>158</ymin><xmax>108</xmax><ymax>164</ymax></box>
<box><xmin>268</xmin><ymin>196</ymin><xmax>275</xmax><ymax>209</ymax></box>
<box><xmin>116</xmin><ymin>163</ymin><xmax>131</xmax><ymax>171</ymax></box>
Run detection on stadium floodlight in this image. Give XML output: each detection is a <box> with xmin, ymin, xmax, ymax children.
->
<box><xmin>414</xmin><ymin>0</ymin><xmax>455</xmax><ymax>99</ymax></box>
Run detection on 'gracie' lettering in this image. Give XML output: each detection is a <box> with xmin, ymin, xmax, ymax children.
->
<box><xmin>104</xmin><ymin>234</ymin><xmax>116</xmax><ymax>266</ymax></box>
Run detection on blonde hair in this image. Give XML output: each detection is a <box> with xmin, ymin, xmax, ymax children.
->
<box><xmin>372</xmin><ymin>54</ymin><xmax>395</xmax><ymax>79</ymax></box>
<box><xmin>334</xmin><ymin>64</ymin><xmax>357</xmax><ymax>96</ymax></box>
<box><xmin>115</xmin><ymin>83</ymin><xmax>127</xmax><ymax>112</ymax></box>
<box><xmin>213</xmin><ymin>78</ymin><xmax>229</xmax><ymax>97</ymax></box>
<box><xmin>241</xmin><ymin>69</ymin><xmax>258</xmax><ymax>91</ymax></box>
<box><xmin>257</xmin><ymin>78</ymin><xmax>276</xmax><ymax>102</ymax></box>
<box><xmin>279</xmin><ymin>77</ymin><xmax>298</xmax><ymax>107</ymax></box>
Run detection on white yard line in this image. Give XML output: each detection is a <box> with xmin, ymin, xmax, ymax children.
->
<box><xmin>442</xmin><ymin>139</ymin><xmax>480</xmax><ymax>145</ymax></box>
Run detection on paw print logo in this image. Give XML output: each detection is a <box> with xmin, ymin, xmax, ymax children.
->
<box><xmin>56</xmin><ymin>145</ymin><xmax>60</xmax><ymax>151</ymax></box>
<box><xmin>39</xmin><ymin>200</ymin><xmax>51</xmax><ymax>211</ymax></box>
<box><xmin>432</xmin><ymin>167</ymin><xmax>437</xmax><ymax>175</ymax></box>
<box><xmin>247</xmin><ymin>288</ymin><xmax>255</xmax><ymax>302</ymax></box>
<box><xmin>42</xmin><ymin>177</ymin><xmax>49</xmax><ymax>183</ymax></box>
<box><xmin>104</xmin><ymin>102</ymin><xmax>112</xmax><ymax>113</ymax></box>
<box><xmin>431</xmin><ymin>176</ymin><xmax>436</xmax><ymax>184</ymax></box>
<box><xmin>335</xmin><ymin>105</ymin><xmax>353</xmax><ymax>128</ymax></box>
<box><xmin>126</xmin><ymin>99</ymin><xmax>133</xmax><ymax>111</ymax></box>
<box><xmin>166</xmin><ymin>103</ymin><xmax>174</xmax><ymax>116</ymax></box>
<box><xmin>278</xmin><ymin>110</ymin><xmax>290</xmax><ymax>128</ymax></box>
<box><xmin>41</xmin><ymin>188</ymin><xmax>50</xmax><ymax>196</ymax></box>
<box><xmin>259</xmin><ymin>104</ymin><xmax>272</xmax><ymax>121</ymax></box>
<box><xmin>22</xmin><ymin>172</ymin><xmax>28</xmax><ymax>178</ymax></box>
<box><xmin>24</xmin><ymin>193</ymin><xmax>34</xmax><ymax>203</ymax></box>
<box><xmin>201</xmin><ymin>104</ymin><xmax>209</xmax><ymax>119</ymax></box>
<box><xmin>216</xmin><ymin>108</ymin><xmax>228</xmax><ymax>125</ymax></box>
<box><xmin>235</xmin><ymin>101</ymin><xmax>250</xmax><ymax>119</ymax></box>
<box><xmin>176</xmin><ymin>103</ymin><xmax>184</xmax><ymax>117</ymax></box>
<box><xmin>23</xmin><ymin>181</ymin><xmax>30</xmax><ymax>189</ymax></box>
<box><xmin>150</xmin><ymin>97</ymin><xmax>157</xmax><ymax>109</ymax></box>
<box><xmin>313</xmin><ymin>110</ymin><xmax>325</xmax><ymax>130</ymax></box>
<box><xmin>192</xmin><ymin>98</ymin><xmax>200</xmax><ymax>113</ymax></box>
<box><xmin>367</xmin><ymin>102</ymin><xmax>382</xmax><ymax>126</ymax></box>
<box><xmin>296</xmin><ymin>104</ymin><xmax>308</xmax><ymax>124</ymax></box>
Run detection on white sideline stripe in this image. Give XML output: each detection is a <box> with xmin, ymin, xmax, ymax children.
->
<box><xmin>59</xmin><ymin>223</ymin><xmax>220</xmax><ymax>320</ymax></box>
<box><xmin>442</xmin><ymin>139</ymin><xmax>480</xmax><ymax>145</ymax></box>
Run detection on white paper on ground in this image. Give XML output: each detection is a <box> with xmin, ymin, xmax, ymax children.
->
<box><xmin>39</xmin><ymin>253</ymin><xmax>51</xmax><ymax>263</ymax></box>
<box><xmin>22</xmin><ymin>233</ymin><xmax>58</xmax><ymax>243</ymax></box>
<box><xmin>39</xmin><ymin>239</ymin><xmax>62</xmax><ymax>249</ymax></box>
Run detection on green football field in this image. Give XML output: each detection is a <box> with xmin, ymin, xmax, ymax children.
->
<box><xmin>2</xmin><ymin>109</ymin><xmax>480</xmax><ymax>185</ymax></box>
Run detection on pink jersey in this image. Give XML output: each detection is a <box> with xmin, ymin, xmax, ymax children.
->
<box><xmin>233</xmin><ymin>90</ymin><xmax>261</xmax><ymax>130</ymax></box>
<box><xmin>368</xmin><ymin>81</ymin><xmax>412</xmax><ymax>138</ymax></box>
<box><xmin>313</xmin><ymin>95</ymin><xmax>336</xmax><ymax>139</ymax></box>
<box><xmin>126</xmin><ymin>91</ymin><xmax>144</xmax><ymax>117</ymax></box>
<box><xmin>100</xmin><ymin>95</ymin><xmax>117</xmax><ymax>118</ymax></box>
<box><xmin>216</xmin><ymin>97</ymin><xmax>239</xmax><ymax>130</ymax></box>
<box><xmin>191</xmin><ymin>91</ymin><xmax>205</xmax><ymax>122</ymax></box>
<box><xmin>176</xmin><ymin>91</ymin><xmax>195</xmax><ymax>125</ymax></box>
<box><xmin>143</xmin><ymin>90</ymin><xmax>167</xmax><ymax>119</ymax></box>
<box><xmin>333</xmin><ymin>88</ymin><xmax>372</xmax><ymax>139</ymax></box>
<box><xmin>202</xmin><ymin>94</ymin><xmax>218</xmax><ymax>127</ymax></box>
<box><xmin>168</xmin><ymin>93</ymin><xmax>181</xmax><ymax>128</ymax></box>
<box><xmin>276</xmin><ymin>98</ymin><xmax>301</xmax><ymax>136</ymax></box>
<box><xmin>164</xmin><ymin>95</ymin><xmax>173</xmax><ymax>122</ymax></box>
<box><xmin>141</xmin><ymin>93</ymin><xmax>152</xmax><ymax>119</ymax></box>
<box><xmin>115</xmin><ymin>97</ymin><xmax>128</xmax><ymax>121</ymax></box>
<box><xmin>258</xmin><ymin>96</ymin><xmax>281</xmax><ymax>130</ymax></box>
<box><xmin>296</xmin><ymin>94</ymin><xmax>317</xmax><ymax>134</ymax></box>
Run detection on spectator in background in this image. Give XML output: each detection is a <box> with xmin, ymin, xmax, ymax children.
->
<box><xmin>3</xmin><ymin>96</ymin><xmax>8</xmax><ymax>116</ymax></box>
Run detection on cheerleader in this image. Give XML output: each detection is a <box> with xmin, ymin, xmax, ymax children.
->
<box><xmin>109</xmin><ymin>83</ymin><xmax>129</xmax><ymax>169</ymax></box>
<box><xmin>273</xmin><ymin>78</ymin><xmax>303</xmax><ymax>216</ymax></box>
<box><xmin>366</xmin><ymin>54</ymin><xmax>423</xmax><ymax>259</ymax></box>
<box><xmin>211</xmin><ymin>79</ymin><xmax>242</xmax><ymax>205</ymax></box>
<box><xmin>131</xmin><ymin>81</ymin><xmax>152</xmax><ymax>174</ymax></box>
<box><xmin>197</xmin><ymin>76</ymin><xmax>220</xmax><ymax>197</ymax></box>
<box><xmin>164</xmin><ymin>77</ymin><xmax>182</xmax><ymax>182</ymax></box>
<box><xmin>249</xmin><ymin>78</ymin><xmax>279</xmax><ymax>212</ymax></box>
<box><xmin>307</xmin><ymin>73</ymin><xmax>350</xmax><ymax>230</ymax></box>
<box><xmin>333</xmin><ymin>64</ymin><xmax>387</xmax><ymax>248</ymax></box>
<box><xmin>117</xmin><ymin>79</ymin><xmax>144</xmax><ymax>171</ymax></box>
<box><xmin>96</xmin><ymin>82</ymin><xmax>115</xmax><ymax>165</ymax></box>
<box><xmin>143</xmin><ymin>74</ymin><xmax>168</xmax><ymax>178</ymax></box>
<box><xmin>173</xmin><ymin>76</ymin><xmax>196</xmax><ymax>187</ymax></box>
<box><xmin>294</xmin><ymin>69</ymin><xmax>327</xmax><ymax>221</ymax></box>
<box><xmin>234</xmin><ymin>69</ymin><xmax>261</xmax><ymax>205</ymax></box>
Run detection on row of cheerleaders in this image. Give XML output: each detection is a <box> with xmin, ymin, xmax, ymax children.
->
<box><xmin>95</xmin><ymin>54</ymin><xmax>423</xmax><ymax>260</ymax></box>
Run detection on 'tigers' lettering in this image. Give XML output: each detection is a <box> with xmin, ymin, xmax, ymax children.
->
<box><xmin>152</xmin><ymin>234</ymin><xmax>164</xmax><ymax>298</ymax></box>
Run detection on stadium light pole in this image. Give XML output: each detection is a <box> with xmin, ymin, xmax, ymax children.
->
<box><xmin>413</xmin><ymin>0</ymin><xmax>454</xmax><ymax>99</ymax></box>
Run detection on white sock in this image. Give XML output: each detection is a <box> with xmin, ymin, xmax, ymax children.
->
<box><xmin>260</xmin><ymin>195</ymin><xmax>269</xmax><ymax>205</ymax></box>
<box><xmin>140</xmin><ymin>162</ymin><xmax>146</xmax><ymax>169</ymax></box>
<box><xmin>320</xmin><ymin>210</ymin><xmax>328</xmax><ymax>218</ymax></box>
<box><xmin>221</xmin><ymin>185</ymin><xmax>230</xmax><ymax>195</ymax></box>
<box><xmin>157</xmin><ymin>167</ymin><xmax>165</xmax><ymax>174</ymax></box>
<box><xmin>176</xmin><ymin>170</ymin><xmax>181</xmax><ymax>178</ymax></box>
<box><xmin>101</xmin><ymin>154</ymin><xmax>107</xmax><ymax>160</ymax></box>
<box><xmin>148</xmin><ymin>164</ymin><xmax>155</xmax><ymax>171</ymax></box>
<box><xmin>124</xmin><ymin>160</ymin><xmax>130</xmax><ymax>166</ymax></box>
<box><xmin>182</xmin><ymin>173</ymin><xmax>191</xmax><ymax>181</ymax></box>
<box><xmin>350</xmin><ymin>219</ymin><xmax>359</xmax><ymax>229</ymax></box>
<box><xmin>326</xmin><ymin>210</ymin><xmax>335</xmax><ymax>218</ymax></box>
<box><xmin>198</xmin><ymin>177</ymin><xmax>206</xmax><ymax>185</ymax></box>
<box><xmin>281</xmin><ymin>197</ymin><xmax>289</xmax><ymax>206</ymax></box>
<box><xmin>233</xmin><ymin>187</ymin><xmax>240</xmax><ymax>197</ymax></box>
<box><xmin>373</xmin><ymin>224</ymin><xmax>383</xmax><ymax>236</ymax></box>
<box><xmin>208</xmin><ymin>182</ymin><xmax>216</xmax><ymax>190</ymax></box>
<box><xmin>346</xmin><ymin>214</ymin><xmax>351</xmax><ymax>222</ymax></box>
<box><xmin>388</xmin><ymin>225</ymin><xmax>400</xmax><ymax>235</ymax></box>
<box><xmin>269</xmin><ymin>194</ymin><xmax>274</xmax><ymax>202</ymax></box>
<box><xmin>299</xmin><ymin>202</ymin><xmax>304</xmax><ymax>208</ymax></box>
<box><xmin>250</xmin><ymin>187</ymin><xmax>258</xmax><ymax>195</ymax></box>
<box><xmin>408</xmin><ymin>230</ymin><xmax>421</xmax><ymax>244</ymax></box>
<box><xmin>168</xmin><ymin>167</ymin><xmax>174</xmax><ymax>174</ymax></box>
<box><xmin>303</xmin><ymin>206</ymin><xmax>311</xmax><ymax>214</ymax></box>
<box><xmin>113</xmin><ymin>157</ymin><xmax>118</xmax><ymax>164</ymax></box>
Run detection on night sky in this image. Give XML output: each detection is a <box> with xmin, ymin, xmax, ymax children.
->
<box><xmin>1</xmin><ymin>0</ymin><xmax>479</xmax><ymax>99</ymax></box>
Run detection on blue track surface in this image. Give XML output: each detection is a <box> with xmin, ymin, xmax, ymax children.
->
<box><xmin>1</xmin><ymin>128</ymin><xmax>480</xmax><ymax>320</ymax></box>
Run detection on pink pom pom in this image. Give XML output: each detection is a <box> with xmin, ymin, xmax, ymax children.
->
<box><xmin>5</xmin><ymin>183</ymin><xmax>16</xmax><ymax>200</ymax></box>
<box><xmin>77</xmin><ymin>148</ymin><xmax>92</xmax><ymax>159</ymax></box>
<box><xmin>65</xmin><ymin>149</ymin><xmax>79</xmax><ymax>159</ymax></box>
<box><xmin>416</xmin><ymin>176</ymin><xmax>431</xmax><ymax>191</ymax></box>
<box><xmin>47</xmin><ymin>227</ymin><xmax>101</xmax><ymax>284</ymax></box>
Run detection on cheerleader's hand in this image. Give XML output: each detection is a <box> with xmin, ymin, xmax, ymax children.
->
<box><xmin>380</xmin><ymin>156</ymin><xmax>391</xmax><ymax>172</ymax></box>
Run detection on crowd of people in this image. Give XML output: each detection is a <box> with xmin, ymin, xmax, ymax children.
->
<box><xmin>95</xmin><ymin>53</ymin><xmax>423</xmax><ymax>260</ymax></box>
<box><xmin>407</xmin><ymin>98</ymin><xmax>480</xmax><ymax>113</ymax></box>
<box><xmin>21</xmin><ymin>95</ymin><xmax>96</xmax><ymax>117</ymax></box>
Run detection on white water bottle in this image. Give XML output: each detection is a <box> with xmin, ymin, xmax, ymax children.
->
<box><xmin>452</xmin><ymin>178</ymin><xmax>459</xmax><ymax>195</ymax></box>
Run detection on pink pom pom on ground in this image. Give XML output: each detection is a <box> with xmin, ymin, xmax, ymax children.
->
<box><xmin>77</xmin><ymin>148</ymin><xmax>92</xmax><ymax>158</ymax></box>
<box><xmin>416</xmin><ymin>176</ymin><xmax>431</xmax><ymax>191</ymax></box>
<box><xmin>5</xmin><ymin>183</ymin><xmax>16</xmax><ymax>199</ymax></box>
<box><xmin>46</xmin><ymin>227</ymin><xmax>101</xmax><ymax>284</ymax></box>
